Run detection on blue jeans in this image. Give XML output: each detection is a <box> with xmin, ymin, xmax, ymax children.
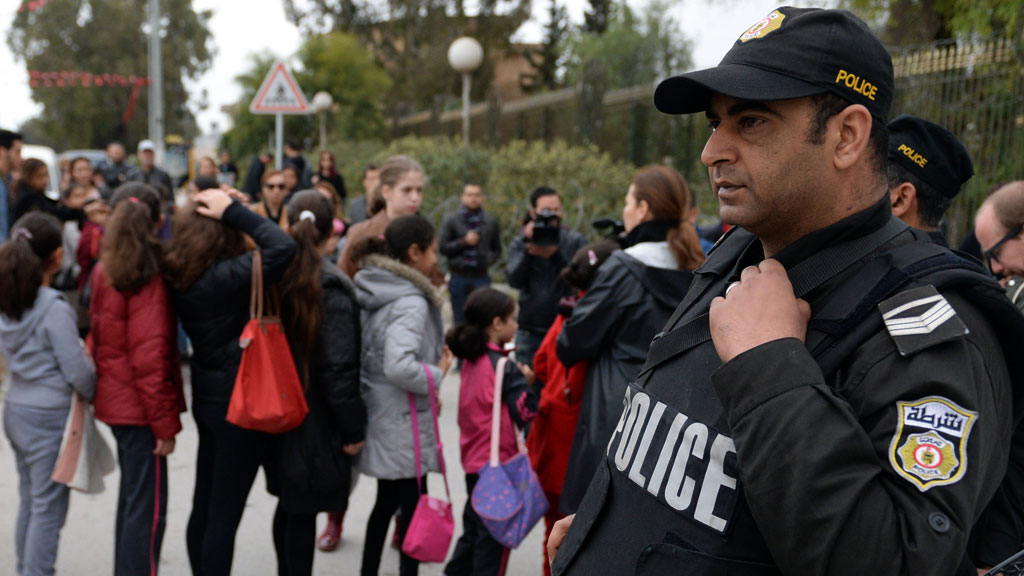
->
<box><xmin>449</xmin><ymin>274</ymin><xmax>491</xmax><ymax>325</ymax></box>
<box><xmin>515</xmin><ymin>329</ymin><xmax>546</xmax><ymax>369</ymax></box>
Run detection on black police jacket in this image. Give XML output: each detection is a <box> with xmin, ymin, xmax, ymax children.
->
<box><xmin>552</xmin><ymin>200</ymin><xmax>1018</xmax><ymax>576</ymax></box>
<box><xmin>173</xmin><ymin>202</ymin><xmax>297</xmax><ymax>404</ymax></box>
<box><xmin>555</xmin><ymin>249</ymin><xmax>693</xmax><ymax>514</ymax></box>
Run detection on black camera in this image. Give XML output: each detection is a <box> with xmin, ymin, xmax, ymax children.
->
<box><xmin>530</xmin><ymin>209</ymin><xmax>561</xmax><ymax>246</ymax></box>
<box><xmin>592</xmin><ymin>218</ymin><xmax>625</xmax><ymax>240</ymax></box>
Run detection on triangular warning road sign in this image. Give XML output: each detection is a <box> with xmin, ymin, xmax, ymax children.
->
<box><xmin>250</xmin><ymin>61</ymin><xmax>310</xmax><ymax>115</ymax></box>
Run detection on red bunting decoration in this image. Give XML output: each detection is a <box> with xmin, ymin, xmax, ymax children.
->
<box><xmin>17</xmin><ymin>0</ymin><xmax>50</xmax><ymax>12</ymax></box>
<box><xmin>28</xmin><ymin>70</ymin><xmax>152</xmax><ymax>123</ymax></box>
<box><xmin>28</xmin><ymin>70</ymin><xmax>150</xmax><ymax>89</ymax></box>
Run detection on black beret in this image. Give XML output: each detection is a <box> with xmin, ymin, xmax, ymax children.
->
<box><xmin>887</xmin><ymin>115</ymin><xmax>973</xmax><ymax>199</ymax></box>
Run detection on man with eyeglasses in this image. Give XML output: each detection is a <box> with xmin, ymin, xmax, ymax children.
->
<box><xmin>975</xmin><ymin>181</ymin><xmax>1024</xmax><ymax>311</ymax></box>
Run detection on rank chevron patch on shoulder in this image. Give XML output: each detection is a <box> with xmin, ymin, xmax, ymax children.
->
<box><xmin>878</xmin><ymin>285</ymin><xmax>969</xmax><ymax>356</ymax></box>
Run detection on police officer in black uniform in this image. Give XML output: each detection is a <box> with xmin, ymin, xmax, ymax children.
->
<box><xmin>547</xmin><ymin>7</ymin><xmax>1023</xmax><ymax>575</ymax></box>
<box><xmin>886</xmin><ymin>114</ymin><xmax>974</xmax><ymax>245</ymax></box>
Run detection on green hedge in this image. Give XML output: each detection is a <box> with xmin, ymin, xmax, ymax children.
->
<box><xmin>329</xmin><ymin>136</ymin><xmax>639</xmax><ymax>277</ymax></box>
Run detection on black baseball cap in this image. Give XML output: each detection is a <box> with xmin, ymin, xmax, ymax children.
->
<box><xmin>654</xmin><ymin>7</ymin><xmax>894</xmax><ymax>122</ymax></box>
<box><xmin>887</xmin><ymin>114</ymin><xmax>973</xmax><ymax>198</ymax></box>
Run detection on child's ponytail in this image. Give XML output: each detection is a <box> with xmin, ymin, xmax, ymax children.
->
<box><xmin>0</xmin><ymin>212</ymin><xmax>63</xmax><ymax>320</ymax></box>
<box><xmin>445</xmin><ymin>288</ymin><xmax>515</xmax><ymax>361</ymax></box>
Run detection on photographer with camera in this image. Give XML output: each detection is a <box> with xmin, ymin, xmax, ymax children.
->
<box><xmin>507</xmin><ymin>187</ymin><xmax>586</xmax><ymax>368</ymax></box>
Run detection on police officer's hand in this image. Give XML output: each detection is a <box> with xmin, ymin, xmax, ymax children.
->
<box><xmin>548</xmin><ymin>514</ymin><xmax>575</xmax><ymax>565</ymax></box>
<box><xmin>709</xmin><ymin>259</ymin><xmax>811</xmax><ymax>364</ymax></box>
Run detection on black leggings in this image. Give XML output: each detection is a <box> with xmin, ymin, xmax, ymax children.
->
<box><xmin>186</xmin><ymin>401</ymin><xmax>268</xmax><ymax>576</ymax></box>
<box><xmin>360</xmin><ymin>476</ymin><xmax>427</xmax><ymax>576</ymax></box>
<box><xmin>272</xmin><ymin>504</ymin><xmax>316</xmax><ymax>576</ymax></box>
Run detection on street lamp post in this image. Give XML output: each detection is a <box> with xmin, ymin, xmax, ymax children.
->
<box><xmin>312</xmin><ymin>91</ymin><xmax>334</xmax><ymax>150</ymax></box>
<box><xmin>447</xmin><ymin>37</ymin><xmax>484</xmax><ymax>146</ymax></box>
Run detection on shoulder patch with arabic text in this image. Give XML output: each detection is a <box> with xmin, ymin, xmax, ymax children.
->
<box><xmin>878</xmin><ymin>285</ymin><xmax>968</xmax><ymax>356</ymax></box>
<box><xmin>889</xmin><ymin>396</ymin><xmax>977</xmax><ymax>491</ymax></box>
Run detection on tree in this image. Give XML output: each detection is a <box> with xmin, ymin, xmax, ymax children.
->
<box><xmin>584</xmin><ymin>0</ymin><xmax>613</xmax><ymax>34</ymax></box>
<box><xmin>7</xmin><ymin>0</ymin><xmax>213</xmax><ymax>149</ymax></box>
<box><xmin>296</xmin><ymin>32</ymin><xmax>393</xmax><ymax>140</ymax></box>
<box><xmin>565</xmin><ymin>1</ymin><xmax>693</xmax><ymax>90</ymax></box>
<box><xmin>281</xmin><ymin>0</ymin><xmax>531</xmax><ymax>116</ymax></box>
<box><xmin>841</xmin><ymin>0</ymin><xmax>1024</xmax><ymax>44</ymax></box>
<box><xmin>220</xmin><ymin>32</ymin><xmax>392</xmax><ymax>160</ymax></box>
<box><xmin>523</xmin><ymin>0</ymin><xmax>569</xmax><ymax>93</ymax></box>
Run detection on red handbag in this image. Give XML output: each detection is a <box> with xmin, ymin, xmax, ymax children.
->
<box><xmin>226</xmin><ymin>250</ymin><xmax>308</xmax><ymax>434</ymax></box>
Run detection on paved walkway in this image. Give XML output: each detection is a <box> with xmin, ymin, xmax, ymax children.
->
<box><xmin>0</xmin><ymin>368</ymin><xmax>547</xmax><ymax>575</ymax></box>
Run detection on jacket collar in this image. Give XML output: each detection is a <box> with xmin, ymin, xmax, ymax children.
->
<box><xmin>621</xmin><ymin>220</ymin><xmax>678</xmax><ymax>248</ymax></box>
<box><xmin>360</xmin><ymin>253</ymin><xmax>445</xmax><ymax>310</ymax></box>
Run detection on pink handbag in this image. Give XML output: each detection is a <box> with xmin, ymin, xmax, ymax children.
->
<box><xmin>400</xmin><ymin>364</ymin><xmax>455</xmax><ymax>563</ymax></box>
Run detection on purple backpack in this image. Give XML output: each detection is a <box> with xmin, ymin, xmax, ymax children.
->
<box><xmin>471</xmin><ymin>357</ymin><xmax>549</xmax><ymax>549</ymax></box>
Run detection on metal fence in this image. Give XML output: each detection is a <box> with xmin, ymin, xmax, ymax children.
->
<box><xmin>393</xmin><ymin>37</ymin><xmax>1024</xmax><ymax>245</ymax></box>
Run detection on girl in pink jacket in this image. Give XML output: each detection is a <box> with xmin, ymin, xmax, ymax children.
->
<box><xmin>444</xmin><ymin>288</ymin><xmax>538</xmax><ymax>576</ymax></box>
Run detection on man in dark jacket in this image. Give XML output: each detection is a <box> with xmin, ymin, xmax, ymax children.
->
<box><xmin>96</xmin><ymin>141</ymin><xmax>130</xmax><ymax>191</ymax></box>
<box><xmin>548</xmin><ymin>8</ymin><xmax>1023</xmax><ymax>576</ymax></box>
<box><xmin>125</xmin><ymin>140</ymin><xmax>173</xmax><ymax>201</ymax></box>
<box><xmin>440</xmin><ymin>183</ymin><xmax>502</xmax><ymax>323</ymax></box>
<box><xmin>507</xmin><ymin>186</ymin><xmax>586</xmax><ymax>368</ymax></box>
<box><xmin>886</xmin><ymin>115</ymin><xmax>974</xmax><ymax>246</ymax></box>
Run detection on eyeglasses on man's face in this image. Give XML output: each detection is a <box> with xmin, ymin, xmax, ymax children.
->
<box><xmin>983</xmin><ymin>223</ymin><xmax>1023</xmax><ymax>272</ymax></box>
<box><xmin>264</xmin><ymin>182</ymin><xmax>286</xmax><ymax>190</ymax></box>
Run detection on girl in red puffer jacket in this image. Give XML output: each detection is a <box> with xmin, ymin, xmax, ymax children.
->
<box><xmin>89</xmin><ymin>183</ymin><xmax>184</xmax><ymax>576</ymax></box>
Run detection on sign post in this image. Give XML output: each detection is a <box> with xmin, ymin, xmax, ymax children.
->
<box><xmin>249</xmin><ymin>61</ymin><xmax>311</xmax><ymax>169</ymax></box>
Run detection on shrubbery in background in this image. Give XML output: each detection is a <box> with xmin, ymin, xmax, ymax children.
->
<box><xmin>328</xmin><ymin>136</ymin><xmax>637</xmax><ymax>278</ymax></box>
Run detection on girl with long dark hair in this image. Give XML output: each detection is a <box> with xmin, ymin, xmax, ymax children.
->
<box><xmin>164</xmin><ymin>188</ymin><xmax>296</xmax><ymax>575</ymax></box>
<box><xmin>267</xmin><ymin>190</ymin><xmax>366</xmax><ymax>575</ymax></box>
<box><xmin>89</xmin><ymin>183</ymin><xmax>185</xmax><ymax>575</ymax></box>
<box><xmin>353</xmin><ymin>215</ymin><xmax>452</xmax><ymax>576</ymax></box>
<box><xmin>0</xmin><ymin>212</ymin><xmax>96</xmax><ymax>576</ymax></box>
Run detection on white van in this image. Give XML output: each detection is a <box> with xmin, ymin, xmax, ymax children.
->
<box><xmin>21</xmin><ymin>144</ymin><xmax>62</xmax><ymax>201</ymax></box>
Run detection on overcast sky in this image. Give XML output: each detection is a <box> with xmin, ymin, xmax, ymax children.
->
<box><xmin>0</xmin><ymin>0</ymin><xmax>826</xmax><ymax>138</ymax></box>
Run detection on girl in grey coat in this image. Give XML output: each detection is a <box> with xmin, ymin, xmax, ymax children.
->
<box><xmin>0</xmin><ymin>213</ymin><xmax>96</xmax><ymax>576</ymax></box>
<box><xmin>354</xmin><ymin>215</ymin><xmax>453</xmax><ymax>576</ymax></box>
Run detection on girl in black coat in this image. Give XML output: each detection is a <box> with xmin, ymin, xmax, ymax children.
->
<box><xmin>269</xmin><ymin>190</ymin><xmax>366</xmax><ymax>575</ymax></box>
<box><xmin>163</xmin><ymin>188</ymin><xmax>297</xmax><ymax>575</ymax></box>
<box><xmin>12</xmin><ymin>158</ymin><xmax>85</xmax><ymax>224</ymax></box>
